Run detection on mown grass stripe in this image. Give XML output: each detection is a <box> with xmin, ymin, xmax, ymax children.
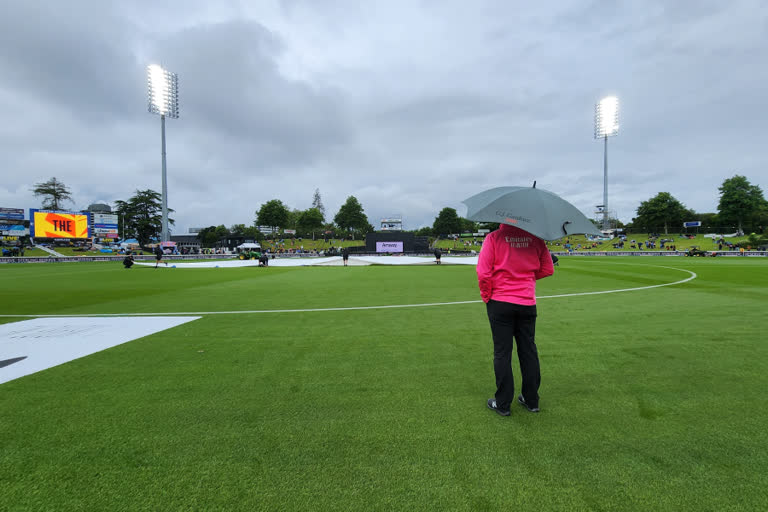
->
<box><xmin>0</xmin><ymin>266</ymin><xmax>696</xmax><ymax>318</ymax></box>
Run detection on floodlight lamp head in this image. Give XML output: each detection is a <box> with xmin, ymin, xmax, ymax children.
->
<box><xmin>147</xmin><ymin>64</ymin><xmax>179</xmax><ymax>119</ymax></box>
<box><xmin>594</xmin><ymin>96</ymin><xmax>619</xmax><ymax>139</ymax></box>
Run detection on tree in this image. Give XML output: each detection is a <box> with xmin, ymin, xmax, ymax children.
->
<box><xmin>230</xmin><ymin>224</ymin><xmax>247</xmax><ymax>236</ymax></box>
<box><xmin>459</xmin><ymin>218</ymin><xmax>478</xmax><ymax>234</ymax></box>
<box><xmin>113</xmin><ymin>200</ymin><xmax>132</xmax><ymax>239</ymax></box>
<box><xmin>633</xmin><ymin>192</ymin><xmax>692</xmax><ymax>234</ymax></box>
<box><xmin>297</xmin><ymin>208</ymin><xmax>324</xmax><ymax>237</ymax></box>
<box><xmin>115</xmin><ymin>189</ymin><xmax>174</xmax><ymax>247</ymax></box>
<box><xmin>230</xmin><ymin>224</ymin><xmax>261</xmax><ymax>239</ymax></box>
<box><xmin>311</xmin><ymin>189</ymin><xmax>326</xmax><ymax>219</ymax></box>
<box><xmin>285</xmin><ymin>209</ymin><xmax>302</xmax><ymax>231</ymax></box>
<box><xmin>197</xmin><ymin>227</ymin><xmax>217</xmax><ymax>247</ymax></box>
<box><xmin>256</xmin><ymin>199</ymin><xmax>290</xmax><ymax>231</ymax></box>
<box><xmin>197</xmin><ymin>225</ymin><xmax>229</xmax><ymax>247</ymax></box>
<box><xmin>31</xmin><ymin>177</ymin><xmax>73</xmax><ymax>210</ymax></box>
<box><xmin>718</xmin><ymin>175</ymin><xmax>767</xmax><ymax>233</ymax></box>
<box><xmin>215</xmin><ymin>225</ymin><xmax>229</xmax><ymax>240</ymax></box>
<box><xmin>432</xmin><ymin>207</ymin><xmax>462</xmax><ymax>236</ymax></box>
<box><xmin>357</xmin><ymin>222</ymin><xmax>375</xmax><ymax>236</ymax></box>
<box><xmin>696</xmin><ymin>213</ymin><xmax>719</xmax><ymax>230</ymax></box>
<box><xmin>334</xmin><ymin>196</ymin><xmax>370</xmax><ymax>233</ymax></box>
<box><xmin>755</xmin><ymin>202</ymin><xmax>768</xmax><ymax>234</ymax></box>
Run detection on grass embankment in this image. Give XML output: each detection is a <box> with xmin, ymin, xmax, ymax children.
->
<box><xmin>251</xmin><ymin>233</ymin><xmax>752</xmax><ymax>254</ymax></box>
<box><xmin>436</xmin><ymin>233</ymin><xmax>751</xmax><ymax>253</ymax></box>
<box><xmin>0</xmin><ymin>247</ymin><xmax>116</xmax><ymax>257</ymax></box>
<box><xmin>1</xmin><ymin>259</ymin><xmax>767</xmax><ymax>510</ymax></box>
<box><xmin>260</xmin><ymin>238</ymin><xmax>363</xmax><ymax>253</ymax></box>
<box><xmin>3</xmin><ymin>248</ymin><xmax>48</xmax><ymax>257</ymax></box>
<box><xmin>3</xmin><ymin>233</ymin><xmax>751</xmax><ymax>261</ymax></box>
<box><xmin>49</xmin><ymin>247</ymin><xmax>111</xmax><ymax>256</ymax></box>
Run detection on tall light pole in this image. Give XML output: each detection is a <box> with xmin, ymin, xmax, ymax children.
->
<box><xmin>594</xmin><ymin>96</ymin><xmax>619</xmax><ymax>231</ymax></box>
<box><xmin>147</xmin><ymin>64</ymin><xmax>179</xmax><ymax>242</ymax></box>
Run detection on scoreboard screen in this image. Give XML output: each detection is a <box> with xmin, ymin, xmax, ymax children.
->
<box><xmin>30</xmin><ymin>210</ymin><xmax>91</xmax><ymax>239</ymax></box>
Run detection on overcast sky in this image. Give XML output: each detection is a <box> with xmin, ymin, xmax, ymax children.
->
<box><xmin>1</xmin><ymin>0</ymin><xmax>766</xmax><ymax>232</ymax></box>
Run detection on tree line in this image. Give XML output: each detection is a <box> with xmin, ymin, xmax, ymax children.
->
<box><xmin>194</xmin><ymin>192</ymin><xmax>378</xmax><ymax>246</ymax></box>
<box><xmin>628</xmin><ymin>175</ymin><xmax>767</xmax><ymax>234</ymax></box>
<box><xmin>30</xmin><ymin>178</ymin><xmax>173</xmax><ymax>247</ymax></box>
<box><xmin>29</xmin><ymin>181</ymin><xmax>380</xmax><ymax>246</ymax></box>
<box><xmin>30</xmin><ymin>173</ymin><xmax>767</xmax><ymax>247</ymax></box>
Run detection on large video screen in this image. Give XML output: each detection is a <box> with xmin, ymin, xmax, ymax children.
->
<box><xmin>30</xmin><ymin>210</ymin><xmax>91</xmax><ymax>239</ymax></box>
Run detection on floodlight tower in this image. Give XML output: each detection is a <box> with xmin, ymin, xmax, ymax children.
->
<box><xmin>594</xmin><ymin>96</ymin><xmax>619</xmax><ymax>231</ymax></box>
<box><xmin>147</xmin><ymin>64</ymin><xmax>179</xmax><ymax>242</ymax></box>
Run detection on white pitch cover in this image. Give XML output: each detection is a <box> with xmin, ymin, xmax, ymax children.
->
<box><xmin>134</xmin><ymin>255</ymin><xmax>480</xmax><ymax>268</ymax></box>
<box><xmin>0</xmin><ymin>317</ymin><xmax>200</xmax><ymax>385</ymax></box>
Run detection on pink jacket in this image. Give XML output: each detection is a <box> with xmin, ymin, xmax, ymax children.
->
<box><xmin>477</xmin><ymin>224</ymin><xmax>554</xmax><ymax>305</ymax></box>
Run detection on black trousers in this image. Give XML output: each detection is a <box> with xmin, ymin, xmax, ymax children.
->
<box><xmin>486</xmin><ymin>300</ymin><xmax>540</xmax><ymax>410</ymax></box>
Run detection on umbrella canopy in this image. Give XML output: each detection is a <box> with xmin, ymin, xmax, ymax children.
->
<box><xmin>237</xmin><ymin>242</ymin><xmax>261</xmax><ymax>249</ymax></box>
<box><xmin>463</xmin><ymin>184</ymin><xmax>602</xmax><ymax>241</ymax></box>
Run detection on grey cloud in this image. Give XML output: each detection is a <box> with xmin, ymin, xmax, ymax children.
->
<box><xmin>150</xmin><ymin>20</ymin><xmax>350</xmax><ymax>167</ymax></box>
<box><xmin>0</xmin><ymin>2</ymin><xmax>143</xmax><ymax>123</ymax></box>
<box><xmin>1</xmin><ymin>1</ymin><xmax>765</xmax><ymax>233</ymax></box>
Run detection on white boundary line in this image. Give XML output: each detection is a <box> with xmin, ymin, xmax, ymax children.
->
<box><xmin>539</xmin><ymin>265</ymin><xmax>697</xmax><ymax>298</ymax></box>
<box><xmin>0</xmin><ymin>265</ymin><xmax>697</xmax><ymax>318</ymax></box>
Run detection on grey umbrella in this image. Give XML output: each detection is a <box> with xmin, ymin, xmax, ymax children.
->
<box><xmin>462</xmin><ymin>183</ymin><xmax>602</xmax><ymax>241</ymax></box>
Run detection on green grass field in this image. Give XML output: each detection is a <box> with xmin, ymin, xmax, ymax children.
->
<box><xmin>1</xmin><ymin>257</ymin><xmax>767</xmax><ymax>511</ymax></box>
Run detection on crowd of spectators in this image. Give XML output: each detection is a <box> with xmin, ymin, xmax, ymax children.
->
<box><xmin>447</xmin><ymin>236</ymin><xmax>483</xmax><ymax>250</ymax></box>
<box><xmin>1</xmin><ymin>245</ymin><xmax>25</xmax><ymax>257</ymax></box>
<box><xmin>548</xmin><ymin>238</ymin><xmax>601</xmax><ymax>253</ymax></box>
<box><xmin>713</xmin><ymin>237</ymin><xmax>741</xmax><ymax>251</ymax></box>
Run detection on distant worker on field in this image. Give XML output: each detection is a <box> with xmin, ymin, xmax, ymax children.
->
<box><xmin>154</xmin><ymin>245</ymin><xmax>167</xmax><ymax>268</ymax></box>
<box><xmin>434</xmin><ymin>247</ymin><xmax>442</xmax><ymax>265</ymax></box>
<box><xmin>123</xmin><ymin>254</ymin><xmax>135</xmax><ymax>269</ymax></box>
<box><xmin>342</xmin><ymin>247</ymin><xmax>350</xmax><ymax>267</ymax></box>
<box><xmin>478</xmin><ymin>223</ymin><xmax>554</xmax><ymax>416</ymax></box>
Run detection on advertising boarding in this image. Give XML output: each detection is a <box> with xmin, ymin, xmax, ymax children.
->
<box><xmin>376</xmin><ymin>241</ymin><xmax>403</xmax><ymax>252</ymax></box>
<box><xmin>0</xmin><ymin>207</ymin><xmax>24</xmax><ymax>220</ymax></box>
<box><xmin>30</xmin><ymin>209</ymin><xmax>91</xmax><ymax>239</ymax></box>
<box><xmin>92</xmin><ymin>213</ymin><xmax>119</xmax><ymax>239</ymax></box>
<box><xmin>0</xmin><ymin>207</ymin><xmax>29</xmax><ymax>238</ymax></box>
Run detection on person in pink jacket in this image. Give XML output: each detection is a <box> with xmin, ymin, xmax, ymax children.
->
<box><xmin>478</xmin><ymin>223</ymin><xmax>554</xmax><ymax>415</ymax></box>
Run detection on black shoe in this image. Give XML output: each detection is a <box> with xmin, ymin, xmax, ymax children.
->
<box><xmin>487</xmin><ymin>398</ymin><xmax>510</xmax><ymax>416</ymax></box>
<box><xmin>517</xmin><ymin>395</ymin><xmax>540</xmax><ymax>413</ymax></box>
